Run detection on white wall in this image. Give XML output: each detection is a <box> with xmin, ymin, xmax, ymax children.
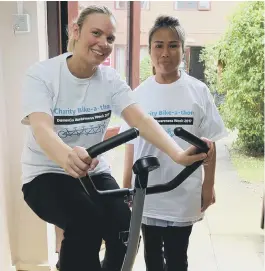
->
<box><xmin>0</xmin><ymin>1</ymin><xmax>50</xmax><ymax>270</ymax></box>
<box><xmin>0</xmin><ymin>45</ymin><xmax>15</xmax><ymax>271</ymax></box>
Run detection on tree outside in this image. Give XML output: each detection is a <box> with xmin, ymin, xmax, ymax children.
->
<box><xmin>200</xmin><ymin>1</ymin><xmax>264</xmax><ymax>156</ymax></box>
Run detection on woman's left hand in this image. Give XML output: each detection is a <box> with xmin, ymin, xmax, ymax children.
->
<box><xmin>200</xmin><ymin>137</ymin><xmax>214</xmax><ymax>165</ymax></box>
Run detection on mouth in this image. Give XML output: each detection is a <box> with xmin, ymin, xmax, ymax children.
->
<box><xmin>160</xmin><ymin>62</ymin><xmax>171</xmax><ymax>65</ymax></box>
<box><xmin>91</xmin><ymin>49</ymin><xmax>104</xmax><ymax>57</ymax></box>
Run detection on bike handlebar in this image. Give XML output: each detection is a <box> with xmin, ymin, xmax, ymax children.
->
<box><xmin>80</xmin><ymin>127</ymin><xmax>210</xmax><ymax>197</ymax></box>
<box><xmin>86</xmin><ymin>128</ymin><xmax>139</xmax><ymax>158</ymax></box>
<box><xmin>174</xmin><ymin>127</ymin><xmax>209</xmax><ymax>153</ymax></box>
<box><xmin>145</xmin><ymin>127</ymin><xmax>210</xmax><ymax>195</ymax></box>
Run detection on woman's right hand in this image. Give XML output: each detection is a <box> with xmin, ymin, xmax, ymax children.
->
<box><xmin>174</xmin><ymin>138</ymin><xmax>213</xmax><ymax>166</ymax></box>
<box><xmin>63</xmin><ymin>146</ymin><xmax>99</xmax><ymax>178</ymax></box>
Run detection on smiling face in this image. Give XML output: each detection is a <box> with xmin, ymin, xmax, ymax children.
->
<box><xmin>150</xmin><ymin>27</ymin><xmax>183</xmax><ymax>76</ymax></box>
<box><xmin>72</xmin><ymin>13</ymin><xmax>116</xmax><ymax>66</ymax></box>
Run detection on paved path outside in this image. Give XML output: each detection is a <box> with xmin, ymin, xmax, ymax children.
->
<box><xmin>104</xmin><ymin>133</ymin><xmax>264</xmax><ymax>271</ymax></box>
<box><xmin>50</xmin><ymin>132</ymin><xmax>264</xmax><ymax>271</ymax></box>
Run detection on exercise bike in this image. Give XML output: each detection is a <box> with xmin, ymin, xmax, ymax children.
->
<box><xmin>79</xmin><ymin>127</ymin><xmax>209</xmax><ymax>271</ymax></box>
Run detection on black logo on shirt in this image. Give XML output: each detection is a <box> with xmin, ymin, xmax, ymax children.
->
<box><xmin>155</xmin><ymin>117</ymin><xmax>194</xmax><ymax>125</ymax></box>
<box><xmin>54</xmin><ymin>110</ymin><xmax>111</xmax><ymax>125</ymax></box>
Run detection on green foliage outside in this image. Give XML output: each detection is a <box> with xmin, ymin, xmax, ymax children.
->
<box><xmin>139</xmin><ymin>56</ymin><xmax>153</xmax><ymax>83</ymax></box>
<box><xmin>200</xmin><ymin>1</ymin><xmax>264</xmax><ymax>155</ymax></box>
<box><xmin>230</xmin><ymin>147</ymin><xmax>264</xmax><ymax>184</ymax></box>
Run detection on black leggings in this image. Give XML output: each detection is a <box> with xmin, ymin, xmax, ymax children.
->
<box><xmin>141</xmin><ymin>224</ymin><xmax>193</xmax><ymax>271</ymax></box>
<box><xmin>22</xmin><ymin>173</ymin><xmax>131</xmax><ymax>271</ymax></box>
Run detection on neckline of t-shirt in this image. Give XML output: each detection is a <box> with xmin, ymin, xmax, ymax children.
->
<box><xmin>151</xmin><ymin>70</ymin><xmax>186</xmax><ymax>87</ymax></box>
<box><xmin>63</xmin><ymin>53</ymin><xmax>98</xmax><ymax>85</ymax></box>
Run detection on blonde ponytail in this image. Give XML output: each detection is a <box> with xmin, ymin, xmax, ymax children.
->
<box><xmin>67</xmin><ymin>36</ymin><xmax>76</xmax><ymax>52</ymax></box>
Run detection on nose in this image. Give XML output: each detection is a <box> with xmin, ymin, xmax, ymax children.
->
<box><xmin>162</xmin><ymin>47</ymin><xmax>169</xmax><ymax>58</ymax></box>
<box><xmin>98</xmin><ymin>36</ymin><xmax>109</xmax><ymax>49</ymax></box>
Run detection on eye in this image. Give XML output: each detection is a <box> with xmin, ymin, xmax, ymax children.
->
<box><xmin>107</xmin><ymin>36</ymin><xmax>115</xmax><ymax>44</ymax></box>
<box><xmin>171</xmin><ymin>43</ymin><xmax>181</xmax><ymax>48</ymax></box>
<box><xmin>170</xmin><ymin>43</ymin><xmax>181</xmax><ymax>48</ymax></box>
<box><xmin>155</xmin><ymin>44</ymin><xmax>162</xmax><ymax>48</ymax></box>
<box><xmin>92</xmin><ymin>31</ymin><xmax>101</xmax><ymax>37</ymax></box>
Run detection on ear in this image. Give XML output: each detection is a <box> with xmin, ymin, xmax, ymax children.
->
<box><xmin>72</xmin><ymin>23</ymin><xmax>80</xmax><ymax>41</ymax></box>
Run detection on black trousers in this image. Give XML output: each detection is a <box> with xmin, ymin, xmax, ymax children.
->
<box><xmin>22</xmin><ymin>173</ymin><xmax>131</xmax><ymax>271</ymax></box>
<box><xmin>141</xmin><ymin>224</ymin><xmax>193</xmax><ymax>271</ymax></box>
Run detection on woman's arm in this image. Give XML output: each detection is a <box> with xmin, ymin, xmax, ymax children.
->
<box><xmin>28</xmin><ymin>112</ymin><xmax>98</xmax><ymax>178</ymax></box>
<box><xmin>203</xmin><ymin>143</ymin><xmax>216</xmax><ymax>187</ymax></box>
<box><xmin>201</xmin><ymin>143</ymin><xmax>216</xmax><ymax>212</ymax></box>
<box><xmin>122</xmin><ymin>104</ymin><xmax>211</xmax><ymax>166</ymax></box>
<box><xmin>123</xmin><ymin>144</ymin><xmax>134</xmax><ymax>188</ymax></box>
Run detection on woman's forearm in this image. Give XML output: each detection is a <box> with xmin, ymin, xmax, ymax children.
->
<box><xmin>122</xmin><ymin>104</ymin><xmax>183</xmax><ymax>163</ymax></box>
<box><xmin>135</xmin><ymin>114</ymin><xmax>183</xmax><ymax>161</ymax></box>
<box><xmin>203</xmin><ymin>143</ymin><xmax>216</xmax><ymax>187</ymax></box>
<box><xmin>122</xmin><ymin>104</ymin><xmax>209</xmax><ymax>166</ymax></box>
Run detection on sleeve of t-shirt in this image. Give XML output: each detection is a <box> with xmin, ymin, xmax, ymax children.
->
<box><xmin>110</xmin><ymin>70</ymin><xmax>136</xmax><ymax>117</ymax></box>
<box><xmin>21</xmin><ymin>66</ymin><xmax>53</xmax><ymax>125</ymax></box>
<box><xmin>199</xmin><ymin>86</ymin><xmax>228</xmax><ymax>142</ymax></box>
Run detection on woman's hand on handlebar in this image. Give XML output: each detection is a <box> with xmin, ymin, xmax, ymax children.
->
<box><xmin>64</xmin><ymin>146</ymin><xmax>99</xmax><ymax>178</ymax></box>
<box><xmin>175</xmin><ymin>138</ymin><xmax>214</xmax><ymax>166</ymax></box>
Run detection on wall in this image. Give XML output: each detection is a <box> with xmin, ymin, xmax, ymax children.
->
<box><xmin>0</xmin><ymin>1</ymin><xmax>50</xmax><ymax>270</ymax></box>
<box><xmin>81</xmin><ymin>1</ymin><xmax>243</xmax><ymax>46</ymax></box>
<box><xmin>140</xmin><ymin>1</ymin><xmax>243</xmax><ymax>46</ymax></box>
<box><xmin>0</xmin><ymin>45</ymin><xmax>15</xmax><ymax>271</ymax></box>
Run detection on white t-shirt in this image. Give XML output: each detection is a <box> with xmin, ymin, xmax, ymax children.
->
<box><xmin>21</xmin><ymin>53</ymin><xmax>135</xmax><ymax>185</ymax></box>
<box><xmin>120</xmin><ymin>71</ymin><xmax>227</xmax><ymax>223</ymax></box>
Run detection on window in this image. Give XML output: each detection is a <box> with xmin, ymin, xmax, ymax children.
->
<box><xmin>115</xmin><ymin>1</ymin><xmax>127</xmax><ymax>10</ymax></box>
<box><xmin>174</xmin><ymin>1</ymin><xmax>198</xmax><ymax>10</ymax></box>
<box><xmin>140</xmin><ymin>46</ymin><xmax>149</xmax><ymax>62</ymax></box>
<box><xmin>174</xmin><ymin>1</ymin><xmax>211</xmax><ymax>11</ymax></box>
<box><xmin>115</xmin><ymin>45</ymin><xmax>126</xmax><ymax>79</ymax></box>
<box><xmin>141</xmin><ymin>1</ymin><xmax>150</xmax><ymax>10</ymax></box>
<box><xmin>116</xmin><ymin>1</ymin><xmax>149</xmax><ymax>10</ymax></box>
<box><xmin>198</xmin><ymin>1</ymin><xmax>211</xmax><ymax>11</ymax></box>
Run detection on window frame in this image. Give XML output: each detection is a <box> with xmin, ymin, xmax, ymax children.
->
<box><xmin>114</xmin><ymin>44</ymin><xmax>127</xmax><ymax>78</ymax></box>
<box><xmin>114</xmin><ymin>1</ymin><xmax>128</xmax><ymax>10</ymax></box>
<box><xmin>141</xmin><ymin>1</ymin><xmax>150</xmax><ymax>10</ymax></box>
<box><xmin>197</xmin><ymin>1</ymin><xmax>211</xmax><ymax>11</ymax></box>
<box><xmin>174</xmin><ymin>1</ymin><xmax>211</xmax><ymax>11</ymax></box>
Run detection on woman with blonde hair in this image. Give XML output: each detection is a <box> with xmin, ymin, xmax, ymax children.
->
<box><xmin>21</xmin><ymin>6</ymin><xmax>212</xmax><ymax>271</ymax></box>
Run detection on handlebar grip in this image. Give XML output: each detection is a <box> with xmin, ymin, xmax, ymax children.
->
<box><xmin>174</xmin><ymin>127</ymin><xmax>209</xmax><ymax>153</ymax></box>
<box><xmin>86</xmin><ymin>127</ymin><xmax>139</xmax><ymax>158</ymax></box>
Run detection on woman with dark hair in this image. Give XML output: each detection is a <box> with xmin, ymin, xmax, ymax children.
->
<box><xmin>122</xmin><ymin>15</ymin><xmax>227</xmax><ymax>271</ymax></box>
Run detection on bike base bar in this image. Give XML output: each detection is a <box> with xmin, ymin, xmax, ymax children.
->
<box><xmin>79</xmin><ymin>160</ymin><xmax>203</xmax><ymax>198</ymax></box>
<box><xmin>146</xmin><ymin>161</ymin><xmax>203</xmax><ymax>195</ymax></box>
<box><xmin>95</xmin><ymin>188</ymin><xmax>135</xmax><ymax>197</ymax></box>
<box><xmin>79</xmin><ymin>175</ymin><xmax>135</xmax><ymax>198</ymax></box>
